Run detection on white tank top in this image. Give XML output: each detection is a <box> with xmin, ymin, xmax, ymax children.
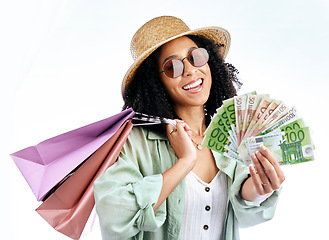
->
<box><xmin>181</xmin><ymin>170</ymin><xmax>228</xmax><ymax>240</ymax></box>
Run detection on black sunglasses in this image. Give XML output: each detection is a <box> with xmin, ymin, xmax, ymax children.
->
<box><xmin>159</xmin><ymin>48</ymin><xmax>209</xmax><ymax>78</ymax></box>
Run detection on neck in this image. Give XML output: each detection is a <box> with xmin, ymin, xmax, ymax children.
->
<box><xmin>174</xmin><ymin>105</ymin><xmax>206</xmax><ymax>136</ymax></box>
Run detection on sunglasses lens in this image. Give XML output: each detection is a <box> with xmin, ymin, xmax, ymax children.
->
<box><xmin>164</xmin><ymin>59</ymin><xmax>184</xmax><ymax>78</ymax></box>
<box><xmin>189</xmin><ymin>48</ymin><xmax>209</xmax><ymax>67</ymax></box>
<box><xmin>161</xmin><ymin>48</ymin><xmax>209</xmax><ymax>78</ymax></box>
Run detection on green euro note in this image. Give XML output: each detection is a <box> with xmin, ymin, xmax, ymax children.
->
<box><xmin>217</xmin><ymin>106</ymin><xmax>237</xmax><ymax>147</ymax></box>
<box><xmin>212</xmin><ymin>113</ymin><xmax>229</xmax><ymax>138</ymax></box>
<box><xmin>244</xmin><ymin>126</ymin><xmax>314</xmax><ymax>165</ymax></box>
<box><xmin>217</xmin><ymin>106</ymin><xmax>231</xmax><ymax>132</ymax></box>
<box><xmin>243</xmin><ymin>131</ymin><xmax>285</xmax><ymax>165</ymax></box>
<box><xmin>202</xmin><ymin>122</ymin><xmax>229</xmax><ymax>154</ymax></box>
<box><xmin>222</xmin><ymin>98</ymin><xmax>236</xmax><ymax>127</ymax></box>
<box><xmin>279</xmin><ymin>118</ymin><xmax>306</xmax><ymax>135</ymax></box>
<box><xmin>280</xmin><ymin>126</ymin><xmax>314</xmax><ymax>164</ymax></box>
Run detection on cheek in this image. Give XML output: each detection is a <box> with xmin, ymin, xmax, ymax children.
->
<box><xmin>203</xmin><ymin>65</ymin><xmax>212</xmax><ymax>86</ymax></box>
<box><xmin>160</xmin><ymin>79</ymin><xmax>183</xmax><ymax>104</ymax></box>
<box><xmin>159</xmin><ymin>75</ymin><xmax>171</xmax><ymax>91</ymax></box>
<box><xmin>159</xmin><ymin>77</ymin><xmax>176</xmax><ymax>97</ymax></box>
<box><xmin>205</xmin><ymin>64</ymin><xmax>212</xmax><ymax>76</ymax></box>
<box><xmin>164</xmin><ymin>83</ymin><xmax>179</xmax><ymax>99</ymax></box>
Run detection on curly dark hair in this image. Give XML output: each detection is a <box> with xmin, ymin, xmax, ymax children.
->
<box><xmin>123</xmin><ymin>35</ymin><xmax>242</xmax><ymax>125</ymax></box>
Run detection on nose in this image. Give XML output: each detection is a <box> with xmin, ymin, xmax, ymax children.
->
<box><xmin>182</xmin><ymin>58</ymin><xmax>197</xmax><ymax>77</ymax></box>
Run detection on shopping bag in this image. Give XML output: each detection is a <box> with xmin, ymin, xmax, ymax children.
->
<box><xmin>10</xmin><ymin>108</ymin><xmax>135</xmax><ymax>201</ymax></box>
<box><xmin>11</xmin><ymin>109</ymin><xmax>175</xmax><ymax>239</ymax></box>
<box><xmin>36</xmin><ymin>120</ymin><xmax>133</xmax><ymax>240</ymax></box>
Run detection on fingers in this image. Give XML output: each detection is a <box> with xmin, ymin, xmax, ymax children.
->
<box><xmin>166</xmin><ymin>119</ymin><xmax>192</xmax><ymax>138</ymax></box>
<box><xmin>250</xmin><ymin>145</ymin><xmax>285</xmax><ymax>194</ymax></box>
<box><xmin>249</xmin><ymin>164</ymin><xmax>268</xmax><ymax>195</ymax></box>
<box><xmin>259</xmin><ymin>145</ymin><xmax>285</xmax><ymax>184</ymax></box>
<box><xmin>176</xmin><ymin>120</ymin><xmax>192</xmax><ymax>137</ymax></box>
<box><xmin>250</xmin><ymin>154</ymin><xmax>274</xmax><ymax>194</ymax></box>
<box><xmin>166</xmin><ymin>119</ymin><xmax>197</xmax><ymax>162</ymax></box>
<box><xmin>166</xmin><ymin>124</ymin><xmax>176</xmax><ymax>137</ymax></box>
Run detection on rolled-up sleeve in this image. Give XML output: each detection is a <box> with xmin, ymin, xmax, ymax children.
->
<box><xmin>94</xmin><ymin>133</ymin><xmax>167</xmax><ymax>240</ymax></box>
<box><xmin>229</xmin><ymin>162</ymin><xmax>281</xmax><ymax>228</ymax></box>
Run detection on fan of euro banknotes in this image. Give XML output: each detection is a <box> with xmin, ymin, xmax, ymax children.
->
<box><xmin>202</xmin><ymin>91</ymin><xmax>315</xmax><ymax>166</ymax></box>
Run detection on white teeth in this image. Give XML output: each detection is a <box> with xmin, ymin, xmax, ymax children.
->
<box><xmin>183</xmin><ymin>79</ymin><xmax>203</xmax><ymax>90</ymax></box>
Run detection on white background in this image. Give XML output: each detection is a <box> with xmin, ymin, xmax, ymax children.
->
<box><xmin>2</xmin><ymin>0</ymin><xmax>328</xmax><ymax>239</ymax></box>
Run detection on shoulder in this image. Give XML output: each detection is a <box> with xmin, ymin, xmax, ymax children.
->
<box><xmin>123</xmin><ymin>125</ymin><xmax>168</xmax><ymax>152</ymax></box>
<box><xmin>119</xmin><ymin>124</ymin><xmax>173</xmax><ymax>173</ymax></box>
<box><xmin>128</xmin><ymin>124</ymin><xmax>168</xmax><ymax>142</ymax></box>
<box><xmin>127</xmin><ymin>125</ymin><xmax>148</xmax><ymax>140</ymax></box>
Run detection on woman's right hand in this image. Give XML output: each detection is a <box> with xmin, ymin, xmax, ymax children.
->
<box><xmin>152</xmin><ymin>120</ymin><xmax>198</xmax><ymax>211</ymax></box>
<box><xmin>166</xmin><ymin>120</ymin><xmax>197</xmax><ymax>170</ymax></box>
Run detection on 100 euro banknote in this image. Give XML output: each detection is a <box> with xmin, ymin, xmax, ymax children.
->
<box><xmin>240</xmin><ymin>126</ymin><xmax>314</xmax><ymax>166</ymax></box>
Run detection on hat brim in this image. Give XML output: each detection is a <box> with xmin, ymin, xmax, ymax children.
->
<box><xmin>121</xmin><ymin>26</ymin><xmax>231</xmax><ymax>95</ymax></box>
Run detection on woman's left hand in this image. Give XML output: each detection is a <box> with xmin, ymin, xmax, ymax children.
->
<box><xmin>241</xmin><ymin>145</ymin><xmax>285</xmax><ymax>202</ymax></box>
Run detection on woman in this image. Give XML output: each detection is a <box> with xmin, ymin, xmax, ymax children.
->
<box><xmin>94</xmin><ymin>16</ymin><xmax>285</xmax><ymax>240</ymax></box>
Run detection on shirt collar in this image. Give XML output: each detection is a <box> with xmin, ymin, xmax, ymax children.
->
<box><xmin>147</xmin><ymin>128</ymin><xmax>168</xmax><ymax>140</ymax></box>
<box><xmin>212</xmin><ymin>150</ymin><xmax>236</xmax><ymax>179</ymax></box>
<box><xmin>146</xmin><ymin>127</ymin><xmax>237</xmax><ymax>179</ymax></box>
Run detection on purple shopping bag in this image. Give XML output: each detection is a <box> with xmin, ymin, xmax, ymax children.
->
<box><xmin>10</xmin><ymin>108</ymin><xmax>135</xmax><ymax>201</ymax></box>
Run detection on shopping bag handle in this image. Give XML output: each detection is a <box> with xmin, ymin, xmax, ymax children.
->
<box><xmin>132</xmin><ymin>112</ymin><xmax>176</xmax><ymax>127</ymax></box>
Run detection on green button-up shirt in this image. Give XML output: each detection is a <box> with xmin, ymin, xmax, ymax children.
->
<box><xmin>94</xmin><ymin>126</ymin><xmax>280</xmax><ymax>240</ymax></box>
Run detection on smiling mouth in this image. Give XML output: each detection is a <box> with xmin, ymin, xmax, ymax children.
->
<box><xmin>182</xmin><ymin>79</ymin><xmax>204</xmax><ymax>91</ymax></box>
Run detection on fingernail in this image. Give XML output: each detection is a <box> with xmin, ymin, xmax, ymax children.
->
<box><xmin>251</xmin><ymin>153</ymin><xmax>256</xmax><ymax>159</ymax></box>
<box><xmin>260</xmin><ymin>145</ymin><xmax>266</xmax><ymax>151</ymax></box>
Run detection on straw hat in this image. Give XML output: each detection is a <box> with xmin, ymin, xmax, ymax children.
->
<box><xmin>121</xmin><ymin>16</ymin><xmax>231</xmax><ymax>95</ymax></box>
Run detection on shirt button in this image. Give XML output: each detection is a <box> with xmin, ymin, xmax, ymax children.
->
<box><xmin>205</xmin><ymin>187</ymin><xmax>210</xmax><ymax>192</ymax></box>
<box><xmin>205</xmin><ymin>205</ymin><xmax>211</xmax><ymax>211</ymax></box>
<box><xmin>221</xmin><ymin>163</ymin><xmax>228</xmax><ymax>168</ymax></box>
<box><xmin>203</xmin><ymin>225</ymin><xmax>209</xmax><ymax>230</ymax></box>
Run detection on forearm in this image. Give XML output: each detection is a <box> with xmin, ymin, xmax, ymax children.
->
<box><xmin>153</xmin><ymin>158</ymin><xmax>194</xmax><ymax>211</ymax></box>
